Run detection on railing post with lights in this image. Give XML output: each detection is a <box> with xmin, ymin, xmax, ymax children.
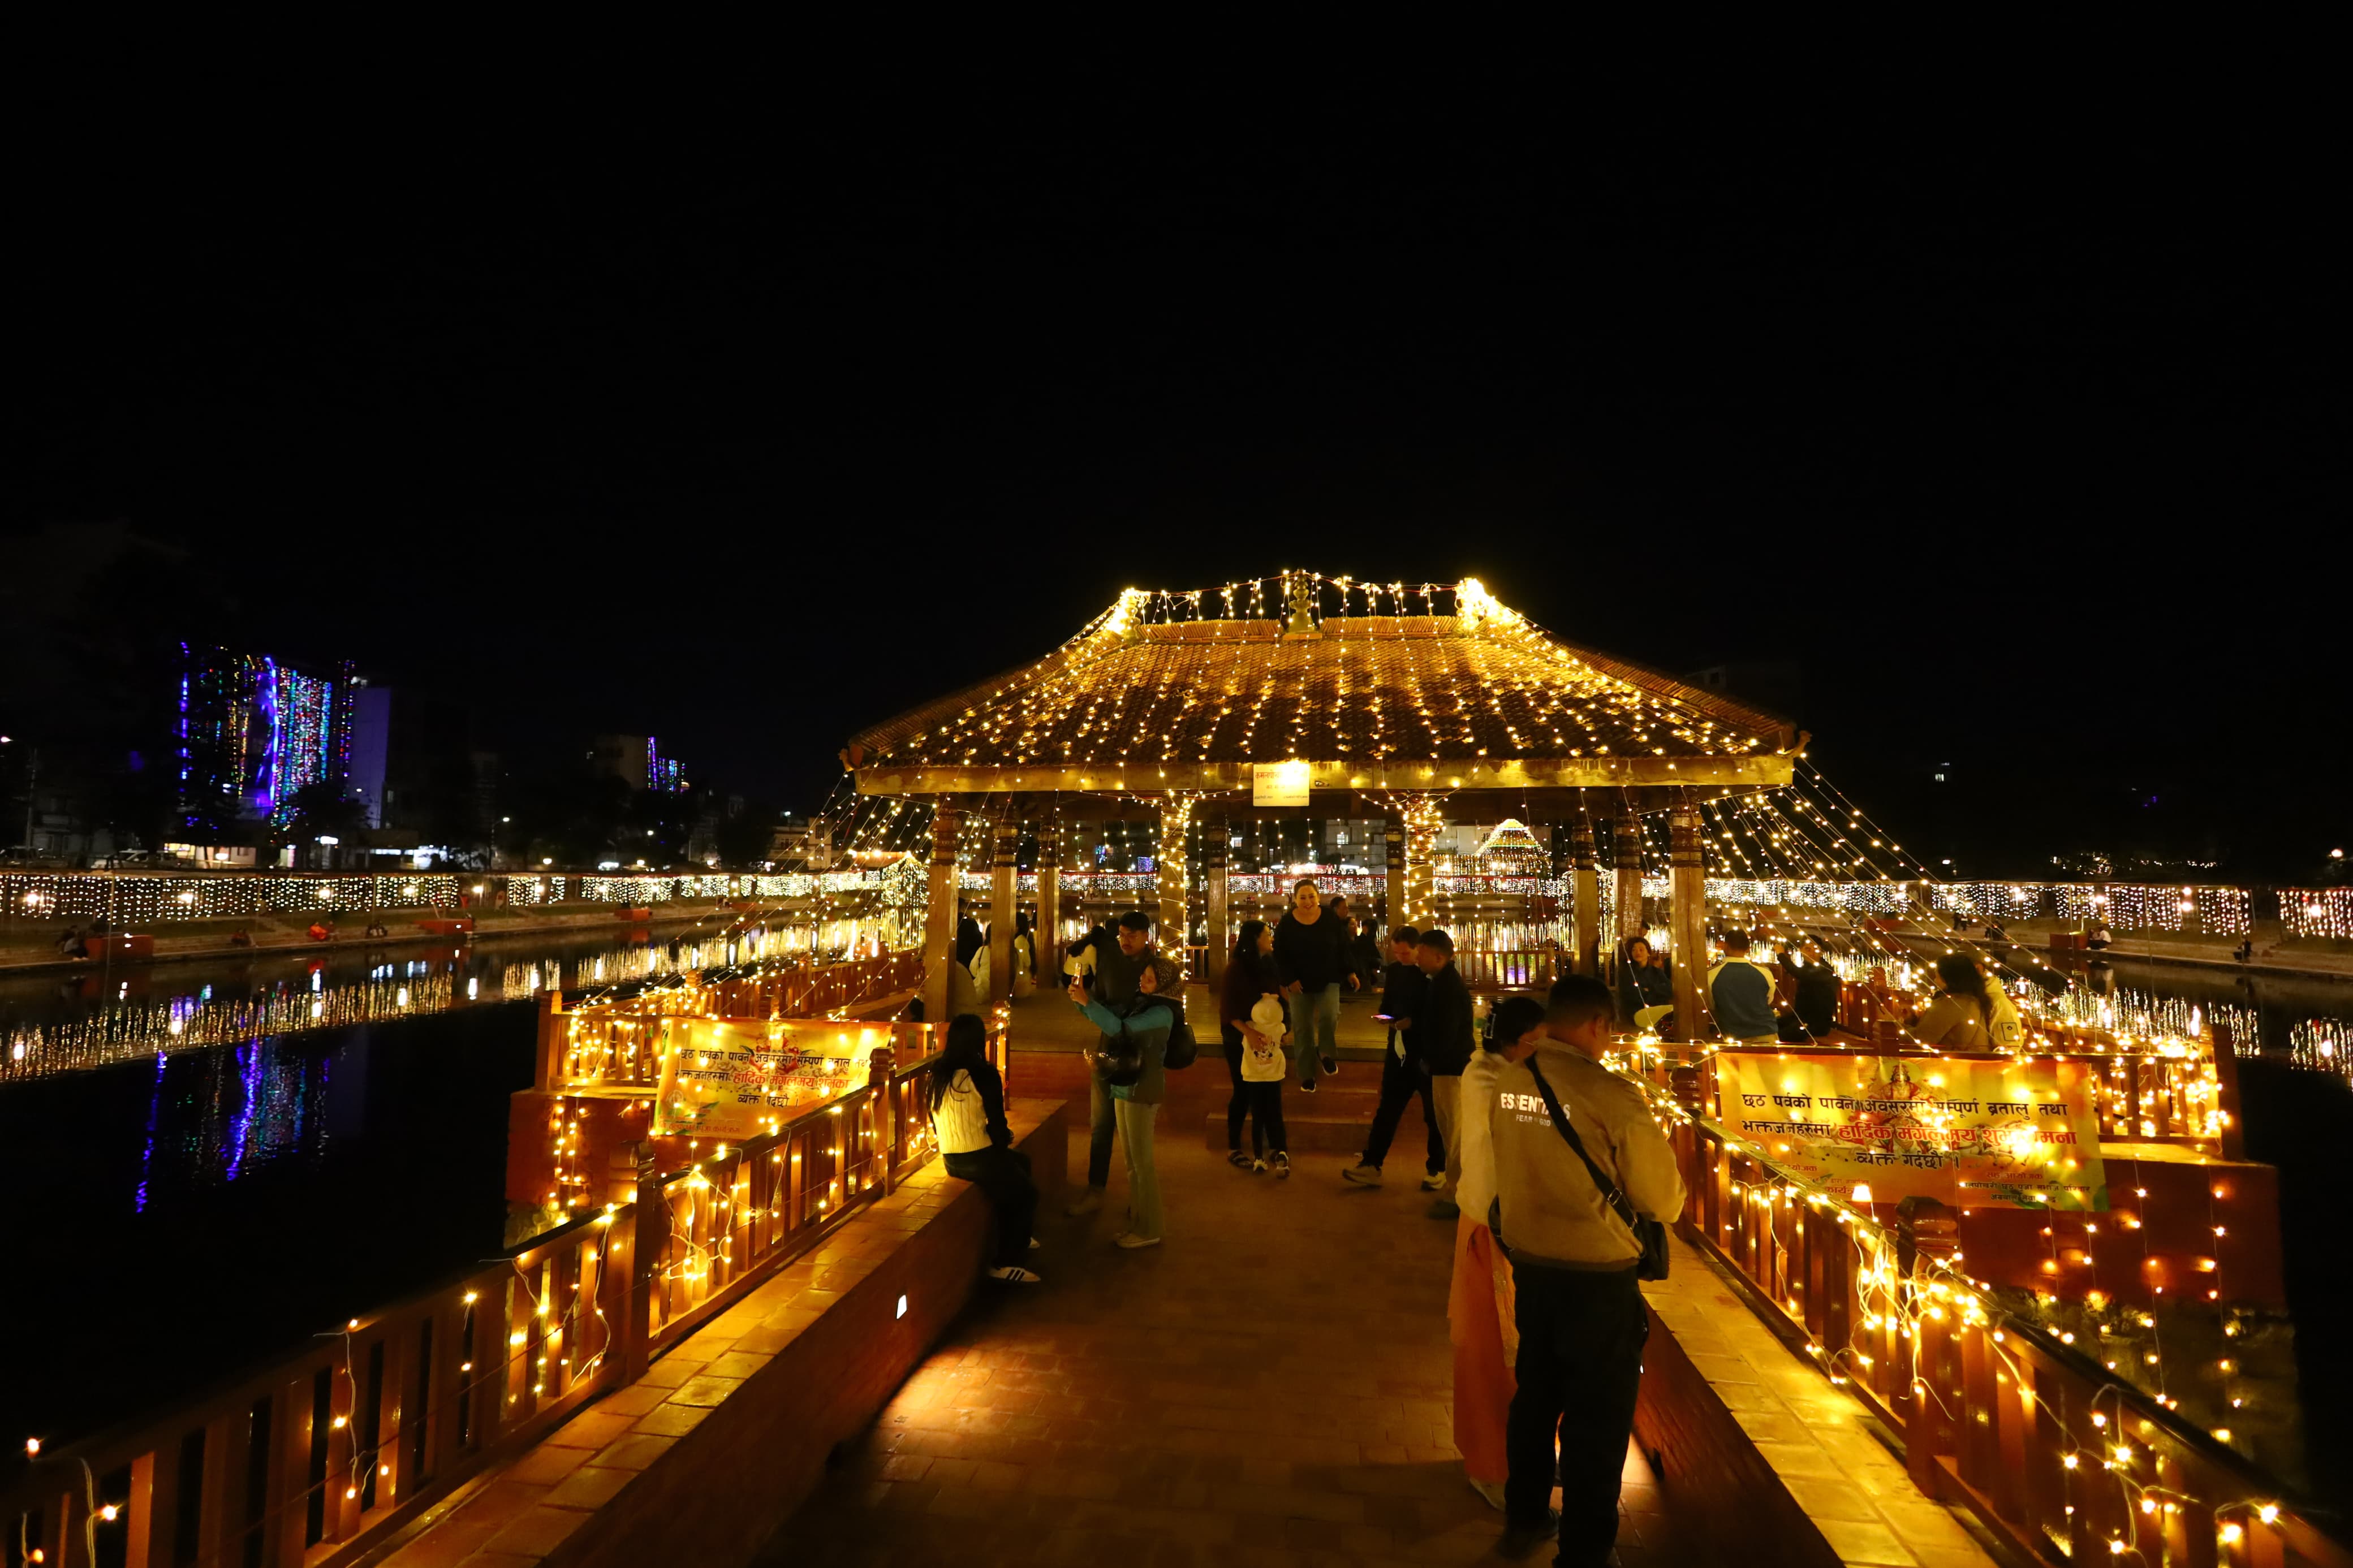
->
<box><xmin>1036</xmin><ymin>816</ymin><xmax>1063</xmax><ymax>976</ymax></box>
<box><xmin>1669</xmin><ymin>806</ymin><xmax>1710</xmax><ymax>1042</ymax></box>
<box><xmin>1571</xmin><ymin>818</ymin><xmax>1600</xmax><ymax>977</ymax></box>
<box><xmin>1610</xmin><ymin>811</ymin><xmax>1645</xmax><ymax>956</ymax></box>
<box><xmin>613</xmin><ymin>1142</ymin><xmax>657</xmax><ymax>1390</ymax></box>
<box><xmin>1894</xmin><ymin>1196</ymin><xmax>1959</xmax><ymax>1496</ymax></box>
<box><xmin>988</xmin><ymin>819</ymin><xmax>1019</xmax><ymax>1005</ymax></box>
<box><xmin>1202</xmin><ymin>809</ymin><xmax>1229</xmax><ymax>994</ymax></box>
<box><xmin>919</xmin><ymin>802</ymin><xmax>964</xmax><ymax>1024</ymax></box>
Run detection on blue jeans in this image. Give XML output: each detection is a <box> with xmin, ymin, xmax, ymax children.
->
<box><xmin>1297</xmin><ymin>983</ymin><xmax>1341</xmax><ymax>1086</ymax></box>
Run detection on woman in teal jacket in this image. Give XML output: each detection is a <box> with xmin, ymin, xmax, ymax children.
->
<box><xmin>1067</xmin><ymin>953</ymin><xmax>1180</xmax><ymax>1248</ymax></box>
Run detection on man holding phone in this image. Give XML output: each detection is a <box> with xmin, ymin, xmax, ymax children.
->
<box><xmin>1341</xmin><ymin>925</ymin><xmax>1446</xmax><ymax>1190</ymax></box>
<box><xmin>1064</xmin><ymin>909</ymin><xmax>1157</xmax><ymax>1215</ymax></box>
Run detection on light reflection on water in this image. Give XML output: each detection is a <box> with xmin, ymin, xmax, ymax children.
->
<box><xmin>0</xmin><ymin>930</ymin><xmax>768</xmax><ymax>1081</ymax></box>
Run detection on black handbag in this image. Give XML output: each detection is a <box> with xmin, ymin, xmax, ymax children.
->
<box><xmin>1524</xmin><ymin>1060</ymin><xmax>1670</xmax><ymax>1281</ymax></box>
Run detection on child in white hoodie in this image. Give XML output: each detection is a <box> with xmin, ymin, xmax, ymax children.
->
<box><xmin>1241</xmin><ymin>992</ymin><xmax>1291</xmax><ymax>1176</ymax></box>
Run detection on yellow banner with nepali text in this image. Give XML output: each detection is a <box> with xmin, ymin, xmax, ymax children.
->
<box><xmin>1716</xmin><ymin>1052</ymin><xmax>2106</xmax><ymax>1211</ymax></box>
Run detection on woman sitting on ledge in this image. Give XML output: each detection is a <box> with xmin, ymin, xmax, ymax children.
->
<box><xmin>926</xmin><ymin>1013</ymin><xmax>1041</xmax><ymax>1284</ymax></box>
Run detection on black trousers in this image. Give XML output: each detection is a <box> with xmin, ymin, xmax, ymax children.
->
<box><xmin>1504</xmin><ymin>1262</ymin><xmax>1647</xmax><ymax>1566</ymax></box>
<box><xmin>1222</xmin><ymin>1029</ymin><xmax>1249</xmax><ymax>1150</ymax></box>
<box><xmin>1360</xmin><ymin>1045</ymin><xmax>1443</xmax><ymax>1172</ymax></box>
<box><xmin>1240</xmin><ymin>1079</ymin><xmax>1286</xmax><ymax>1154</ymax></box>
<box><xmin>943</xmin><ymin>1146</ymin><xmax>1037</xmax><ymax>1268</ymax></box>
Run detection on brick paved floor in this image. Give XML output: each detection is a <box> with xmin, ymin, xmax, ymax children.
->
<box><xmin>751</xmin><ymin>1084</ymin><xmax>1710</xmax><ymax>1567</ymax></box>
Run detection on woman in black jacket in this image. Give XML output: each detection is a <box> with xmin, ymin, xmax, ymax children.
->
<box><xmin>1273</xmin><ymin>878</ymin><xmax>1358</xmax><ymax>1092</ymax></box>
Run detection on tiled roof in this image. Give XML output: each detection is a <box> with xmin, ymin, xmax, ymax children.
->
<box><xmin>848</xmin><ymin>606</ymin><xmax>1793</xmax><ymax>774</ymax></box>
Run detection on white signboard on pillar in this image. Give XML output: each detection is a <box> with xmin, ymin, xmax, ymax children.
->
<box><xmin>1253</xmin><ymin>760</ymin><xmax>1311</xmax><ymax>807</ymax></box>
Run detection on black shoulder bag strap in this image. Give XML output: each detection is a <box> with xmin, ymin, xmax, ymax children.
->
<box><xmin>1524</xmin><ymin>1059</ymin><xmax>1669</xmax><ymax>1278</ymax></box>
<box><xmin>1524</xmin><ymin>1060</ymin><xmax>1639</xmax><ymax>1235</ymax></box>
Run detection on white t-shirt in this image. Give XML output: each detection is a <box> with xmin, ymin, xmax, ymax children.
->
<box><xmin>1242</xmin><ymin>996</ymin><xmax>1288</xmax><ymax>1082</ymax></box>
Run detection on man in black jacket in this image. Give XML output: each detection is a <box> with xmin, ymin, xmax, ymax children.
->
<box><xmin>1341</xmin><ymin>926</ymin><xmax>1446</xmax><ymax>1190</ymax></box>
<box><xmin>1411</xmin><ymin>927</ymin><xmax>1476</xmax><ymax>1218</ymax></box>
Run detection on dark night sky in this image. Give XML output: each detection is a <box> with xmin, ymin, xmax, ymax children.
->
<box><xmin>14</xmin><ymin>69</ymin><xmax>2347</xmax><ymax>878</ymax></box>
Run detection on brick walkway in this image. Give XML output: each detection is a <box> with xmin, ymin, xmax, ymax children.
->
<box><xmin>752</xmin><ymin>1049</ymin><xmax>1707</xmax><ymax>1568</ymax></box>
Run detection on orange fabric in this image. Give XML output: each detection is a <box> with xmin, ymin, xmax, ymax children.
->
<box><xmin>1447</xmin><ymin>1216</ymin><xmax>1516</xmax><ymax>1485</ymax></box>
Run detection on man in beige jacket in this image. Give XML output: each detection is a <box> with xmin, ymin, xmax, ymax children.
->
<box><xmin>1488</xmin><ymin>975</ymin><xmax>1686</xmax><ymax>1565</ymax></box>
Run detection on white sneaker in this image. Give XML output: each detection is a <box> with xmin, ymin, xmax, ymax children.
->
<box><xmin>985</xmin><ymin>1265</ymin><xmax>1042</xmax><ymax>1284</ymax></box>
<box><xmin>1251</xmin><ymin>1157</ymin><xmax>1269</xmax><ymax>1174</ymax></box>
<box><xmin>1421</xmin><ymin>1170</ymin><xmax>1447</xmax><ymax>1191</ymax></box>
<box><xmin>1028</xmin><ymin>1236</ymin><xmax>1042</xmax><ymax>1250</ymax></box>
<box><xmin>1063</xmin><ymin>1188</ymin><xmax>1104</xmax><ymax>1217</ymax></box>
<box><xmin>1115</xmin><ymin>1232</ymin><xmax>1161</xmax><ymax>1249</ymax></box>
<box><xmin>1342</xmin><ymin>1163</ymin><xmax>1383</xmax><ymax>1187</ymax></box>
<box><xmin>1469</xmin><ymin>1477</ymin><xmax>1507</xmax><ymax>1511</ymax></box>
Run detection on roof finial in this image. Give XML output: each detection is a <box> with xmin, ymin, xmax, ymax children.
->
<box><xmin>1282</xmin><ymin>574</ymin><xmax>1321</xmax><ymax>638</ymax></box>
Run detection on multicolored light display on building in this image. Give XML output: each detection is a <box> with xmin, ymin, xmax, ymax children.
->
<box><xmin>177</xmin><ymin>645</ymin><xmax>357</xmax><ymax>823</ymax></box>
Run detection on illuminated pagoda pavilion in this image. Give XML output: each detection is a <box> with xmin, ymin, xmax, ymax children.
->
<box><xmin>1472</xmin><ymin>818</ymin><xmax>1548</xmax><ymax>878</ymax></box>
<box><xmin>844</xmin><ymin>574</ymin><xmax>1801</xmax><ymax>1031</ymax></box>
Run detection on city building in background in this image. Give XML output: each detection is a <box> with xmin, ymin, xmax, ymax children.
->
<box><xmin>176</xmin><ymin>645</ymin><xmax>358</xmax><ymax>826</ymax></box>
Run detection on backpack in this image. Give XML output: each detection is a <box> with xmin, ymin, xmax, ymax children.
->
<box><xmin>1163</xmin><ymin>1019</ymin><xmax>1199</xmax><ymax>1070</ymax></box>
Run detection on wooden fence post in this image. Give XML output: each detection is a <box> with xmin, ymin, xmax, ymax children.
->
<box><xmin>614</xmin><ymin>1143</ymin><xmax>658</xmax><ymax>1388</ymax></box>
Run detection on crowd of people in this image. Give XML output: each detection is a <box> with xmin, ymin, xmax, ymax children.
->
<box><xmin>921</xmin><ymin>876</ymin><xmax>1687</xmax><ymax>1564</ymax></box>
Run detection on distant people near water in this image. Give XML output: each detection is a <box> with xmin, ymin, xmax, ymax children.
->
<box><xmin>1068</xmin><ymin>948</ymin><xmax>1182</xmax><ymax>1249</ymax></box>
<box><xmin>1706</xmin><ymin>930</ymin><xmax>1781</xmax><ymax>1044</ymax></box>
<box><xmin>228</xmin><ymin>928</ymin><xmax>254</xmax><ymax>948</ymax></box>
<box><xmin>2086</xmin><ymin>921</ymin><xmax>2113</xmax><ymax>950</ymax></box>
<box><xmin>1011</xmin><ymin>913</ymin><xmax>1037</xmax><ymax>998</ymax></box>
<box><xmin>1413</xmin><ymin>928</ymin><xmax>1475</xmax><ymax>1220</ymax></box>
<box><xmin>1615</xmin><ymin>936</ymin><xmax>1673</xmax><ymax>1033</ymax></box>
<box><xmin>956</xmin><ymin>914</ymin><xmax>989</xmax><ymax>997</ymax></box>
<box><xmin>2235</xmin><ymin>936</ymin><xmax>2255</xmax><ymax>964</ymax></box>
<box><xmin>1343</xmin><ymin>925</ymin><xmax>1446</xmax><ymax>1192</ymax></box>
<box><xmin>1775</xmin><ymin>938</ymin><xmax>1840</xmax><ymax>1040</ymax></box>
<box><xmin>928</xmin><ymin>1012</ymin><xmax>1041</xmax><ymax>1284</ymax></box>
<box><xmin>1274</xmin><ymin>878</ymin><xmax>1358</xmax><ymax>1094</ymax></box>
<box><xmin>307</xmin><ymin>919</ymin><xmax>334</xmax><ymax>943</ymax></box>
<box><xmin>55</xmin><ymin>925</ymin><xmax>85</xmax><ymax>958</ymax></box>
<box><xmin>1219</xmin><ymin>919</ymin><xmax>1287</xmax><ymax>1169</ymax></box>
<box><xmin>1914</xmin><ymin>953</ymin><xmax>1995</xmax><ymax>1048</ymax></box>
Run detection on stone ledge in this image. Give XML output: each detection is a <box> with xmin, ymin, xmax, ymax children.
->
<box><xmin>1637</xmin><ymin>1233</ymin><xmax>1999</xmax><ymax>1568</ymax></box>
<box><xmin>379</xmin><ymin>1098</ymin><xmax>1070</xmax><ymax>1568</ymax></box>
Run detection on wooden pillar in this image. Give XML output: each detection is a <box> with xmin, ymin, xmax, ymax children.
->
<box><xmin>1035</xmin><ymin>817</ymin><xmax>1062</xmax><ymax>988</ymax></box>
<box><xmin>1401</xmin><ymin>797</ymin><xmax>1438</xmax><ymax>930</ymax></box>
<box><xmin>920</xmin><ymin>801</ymin><xmax>964</xmax><ymax>1023</ymax></box>
<box><xmin>988</xmin><ymin>818</ymin><xmax>1018</xmax><ymax>1004</ymax></box>
<box><xmin>1157</xmin><ymin>798</ymin><xmax>1193</xmax><ymax>976</ymax></box>
<box><xmin>1571</xmin><ymin>817</ymin><xmax>1600</xmax><ymax>977</ymax></box>
<box><xmin>1670</xmin><ymin>805</ymin><xmax>1711</xmax><ymax>1040</ymax></box>
<box><xmin>1612</xmin><ymin>811</ymin><xmax>1645</xmax><ymax>949</ymax></box>
<box><xmin>1203</xmin><ymin>807</ymin><xmax>1230</xmax><ymax>994</ymax></box>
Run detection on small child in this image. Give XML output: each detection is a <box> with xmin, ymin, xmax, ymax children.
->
<box><xmin>1241</xmin><ymin>994</ymin><xmax>1291</xmax><ymax>1176</ymax></box>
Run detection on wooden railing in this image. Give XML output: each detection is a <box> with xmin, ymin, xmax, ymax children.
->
<box><xmin>1650</xmin><ymin>1087</ymin><xmax>2343</xmax><ymax>1567</ymax></box>
<box><xmin>540</xmin><ymin>952</ymin><xmax>925</xmax><ymax>1094</ymax></box>
<box><xmin>3</xmin><ymin>1018</ymin><xmax>997</xmax><ymax>1568</ymax></box>
<box><xmin>1455</xmin><ymin>947</ymin><xmax>1560</xmax><ymax>993</ymax></box>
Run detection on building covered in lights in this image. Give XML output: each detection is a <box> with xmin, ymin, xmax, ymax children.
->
<box><xmin>176</xmin><ymin>644</ymin><xmax>367</xmax><ymax>827</ymax></box>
